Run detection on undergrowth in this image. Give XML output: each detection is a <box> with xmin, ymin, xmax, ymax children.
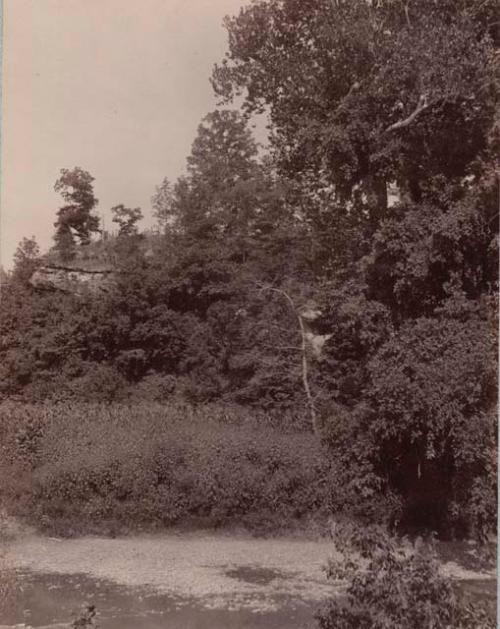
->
<box><xmin>317</xmin><ymin>522</ymin><xmax>496</xmax><ymax>629</ymax></box>
<box><xmin>0</xmin><ymin>401</ymin><xmax>337</xmax><ymax>536</ymax></box>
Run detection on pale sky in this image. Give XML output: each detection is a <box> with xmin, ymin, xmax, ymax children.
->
<box><xmin>0</xmin><ymin>0</ymin><xmax>250</xmax><ymax>268</ymax></box>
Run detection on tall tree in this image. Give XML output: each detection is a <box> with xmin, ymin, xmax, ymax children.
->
<box><xmin>214</xmin><ymin>0</ymin><xmax>499</xmax><ymax>534</ymax></box>
<box><xmin>111</xmin><ymin>204</ymin><xmax>143</xmax><ymax>237</ymax></box>
<box><xmin>178</xmin><ymin>109</ymin><xmax>261</xmax><ymax>237</ymax></box>
<box><xmin>53</xmin><ymin>167</ymin><xmax>100</xmax><ymax>259</ymax></box>
<box><xmin>151</xmin><ymin>177</ymin><xmax>176</xmax><ymax>231</ymax></box>
<box><xmin>213</xmin><ymin>0</ymin><xmax>497</xmax><ymax>224</ymax></box>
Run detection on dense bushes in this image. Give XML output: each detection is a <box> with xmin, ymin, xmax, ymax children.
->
<box><xmin>316</xmin><ymin>523</ymin><xmax>495</xmax><ymax>629</ymax></box>
<box><xmin>0</xmin><ymin>402</ymin><xmax>335</xmax><ymax>535</ymax></box>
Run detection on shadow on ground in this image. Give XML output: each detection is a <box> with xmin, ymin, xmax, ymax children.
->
<box><xmin>1</xmin><ymin>570</ymin><xmax>320</xmax><ymax>629</ymax></box>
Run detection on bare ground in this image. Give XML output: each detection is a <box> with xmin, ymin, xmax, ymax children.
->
<box><xmin>3</xmin><ymin>526</ymin><xmax>495</xmax><ymax>615</ymax></box>
<box><xmin>4</xmin><ymin>531</ymin><xmax>341</xmax><ymax>613</ymax></box>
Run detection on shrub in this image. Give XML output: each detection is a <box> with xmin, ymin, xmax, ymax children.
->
<box><xmin>1</xmin><ymin>401</ymin><xmax>336</xmax><ymax>534</ymax></box>
<box><xmin>0</xmin><ymin>402</ymin><xmax>43</xmax><ymax>503</ymax></box>
<box><xmin>316</xmin><ymin>522</ymin><xmax>495</xmax><ymax>629</ymax></box>
<box><xmin>319</xmin><ymin>300</ymin><xmax>497</xmax><ymax>538</ymax></box>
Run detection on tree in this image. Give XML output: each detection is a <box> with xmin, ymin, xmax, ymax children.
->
<box><xmin>111</xmin><ymin>204</ymin><xmax>143</xmax><ymax>237</ymax></box>
<box><xmin>177</xmin><ymin>109</ymin><xmax>261</xmax><ymax>237</ymax></box>
<box><xmin>53</xmin><ymin>223</ymin><xmax>77</xmax><ymax>263</ymax></box>
<box><xmin>53</xmin><ymin>167</ymin><xmax>99</xmax><ymax>258</ymax></box>
<box><xmin>152</xmin><ymin>177</ymin><xmax>176</xmax><ymax>232</ymax></box>
<box><xmin>214</xmin><ymin>0</ymin><xmax>499</xmax><ymax>535</ymax></box>
<box><xmin>0</xmin><ymin>266</ymin><xmax>9</xmax><ymax>290</ymax></box>
<box><xmin>12</xmin><ymin>236</ymin><xmax>41</xmax><ymax>285</ymax></box>
<box><xmin>213</xmin><ymin>0</ymin><xmax>497</xmax><ymax>227</ymax></box>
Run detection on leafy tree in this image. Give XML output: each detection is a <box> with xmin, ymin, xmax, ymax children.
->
<box><xmin>213</xmin><ymin>0</ymin><xmax>497</xmax><ymax>231</ymax></box>
<box><xmin>176</xmin><ymin>109</ymin><xmax>262</xmax><ymax>238</ymax></box>
<box><xmin>213</xmin><ymin>0</ymin><xmax>499</xmax><ymax>535</ymax></box>
<box><xmin>111</xmin><ymin>204</ymin><xmax>143</xmax><ymax>237</ymax></box>
<box><xmin>151</xmin><ymin>177</ymin><xmax>176</xmax><ymax>232</ymax></box>
<box><xmin>53</xmin><ymin>223</ymin><xmax>77</xmax><ymax>263</ymax></box>
<box><xmin>53</xmin><ymin>167</ymin><xmax>99</xmax><ymax>259</ymax></box>
<box><xmin>12</xmin><ymin>237</ymin><xmax>41</xmax><ymax>285</ymax></box>
<box><xmin>368</xmin><ymin>302</ymin><xmax>496</xmax><ymax>535</ymax></box>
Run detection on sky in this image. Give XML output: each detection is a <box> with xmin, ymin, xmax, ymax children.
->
<box><xmin>0</xmin><ymin>0</ymin><xmax>250</xmax><ymax>269</ymax></box>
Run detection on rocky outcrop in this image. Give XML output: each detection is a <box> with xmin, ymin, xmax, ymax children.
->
<box><xmin>300</xmin><ymin>302</ymin><xmax>331</xmax><ymax>359</ymax></box>
<box><xmin>29</xmin><ymin>265</ymin><xmax>115</xmax><ymax>295</ymax></box>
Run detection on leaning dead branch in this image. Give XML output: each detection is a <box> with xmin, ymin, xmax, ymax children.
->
<box><xmin>386</xmin><ymin>94</ymin><xmax>429</xmax><ymax>131</ymax></box>
<box><xmin>258</xmin><ymin>284</ymin><xmax>319</xmax><ymax>436</ymax></box>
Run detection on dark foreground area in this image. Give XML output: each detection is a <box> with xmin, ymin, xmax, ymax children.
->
<box><xmin>3</xmin><ymin>571</ymin><xmax>321</xmax><ymax>629</ymax></box>
<box><xmin>3</xmin><ymin>565</ymin><xmax>496</xmax><ymax>629</ymax></box>
<box><xmin>1</xmin><ymin>530</ymin><xmax>496</xmax><ymax>629</ymax></box>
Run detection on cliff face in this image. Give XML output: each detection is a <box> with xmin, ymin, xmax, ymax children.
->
<box><xmin>29</xmin><ymin>265</ymin><xmax>116</xmax><ymax>295</ymax></box>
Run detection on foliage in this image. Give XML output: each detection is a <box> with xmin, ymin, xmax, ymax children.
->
<box><xmin>316</xmin><ymin>522</ymin><xmax>495</xmax><ymax>629</ymax></box>
<box><xmin>0</xmin><ymin>402</ymin><xmax>335</xmax><ymax>535</ymax></box>
<box><xmin>12</xmin><ymin>236</ymin><xmax>41</xmax><ymax>285</ymax></box>
<box><xmin>111</xmin><ymin>204</ymin><xmax>143</xmax><ymax>237</ymax></box>
<box><xmin>214</xmin><ymin>0</ymin><xmax>497</xmax><ymax>203</ymax></box>
<box><xmin>0</xmin><ymin>0</ymin><xmax>497</xmax><ymax>542</ymax></box>
<box><xmin>71</xmin><ymin>604</ymin><xmax>98</xmax><ymax>628</ymax></box>
<box><xmin>53</xmin><ymin>167</ymin><xmax>100</xmax><ymax>259</ymax></box>
<box><xmin>151</xmin><ymin>177</ymin><xmax>176</xmax><ymax>230</ymax></box>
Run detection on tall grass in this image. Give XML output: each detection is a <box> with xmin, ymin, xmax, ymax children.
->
<box><xmin>0</xmin><ymin>401</ymin><xmax>336</xmax><ymax>535</ymax></box>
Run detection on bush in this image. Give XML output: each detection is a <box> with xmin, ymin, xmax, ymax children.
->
<box><xmin>316</xmin><ymin>523</ymin><xmax>495</xmax><ymax>629</ymax></box>
<box><xmin>1</xmin><ymin>401</ymin><xmax>336</xmax><ymax>535</ymax></box>
<box><xmin>318</xmin><ymin>299</ymin><xmax>497</xmax><ymax>538</ymax></box>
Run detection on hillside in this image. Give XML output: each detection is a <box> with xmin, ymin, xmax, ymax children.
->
<box><xmin>1</xmin><ymin>0</ymin><xmax>497</xmax><ymax>563</ymax></box>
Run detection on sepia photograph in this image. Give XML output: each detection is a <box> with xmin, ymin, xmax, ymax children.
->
<box><xmin>0</xmin><ymin>1</ymin><xmax>497</xmax><ymax>627</ymax></box>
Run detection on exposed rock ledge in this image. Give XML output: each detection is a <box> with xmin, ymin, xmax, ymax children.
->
<box><xmin>29</xmin><ymin>265</ymin><xmax>115</xmax><ymax>295</ymax></box>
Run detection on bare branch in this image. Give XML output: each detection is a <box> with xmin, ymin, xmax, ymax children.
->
<box><xmin>386</xmin><ymin>94</ymin><xmax>429</xmax><ymax>132</ymax></box>
<box><xmin>259</xmin><ymin>284</ymin><xmax>319</xmax><ymax>435</ymax></box>
<box><xmin>344</xmin><ymin>81</ymin><xmax>361</xmax><ymax>100</ymax></box>
<box><xmin>403</xmin><ymin>1</ymin><xmax>411</xmax><ymax>28</ymax></box>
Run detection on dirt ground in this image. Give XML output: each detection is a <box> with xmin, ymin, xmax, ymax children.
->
<box><xmin>4</xmin><ymin>532</ymin><xmax>341</xmax><ymax>614</ymax></box>
<box><xmin>3</xmin><ymin>526</ymin><xmax>496</xmax><ymax>615</ymax></box>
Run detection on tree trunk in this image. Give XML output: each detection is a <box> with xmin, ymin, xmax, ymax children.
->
<box><xmin>259</xmin><ymin>286</ymin><xmax>320</xmax><ymax>436</ymax></box>
<box><xmin>366</xmin><ymin>175</ymin><xmax>388</xmax><ymax>223</ymax></box>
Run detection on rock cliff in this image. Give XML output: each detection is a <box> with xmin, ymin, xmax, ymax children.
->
<box><xmin>29</xmin><ymin>265</ymin><xmax>115</xmax><ymax>295</ymax></box>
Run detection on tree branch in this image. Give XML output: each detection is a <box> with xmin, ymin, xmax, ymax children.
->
<box><xmin>385</xmin><ymin>94</ymin><xmax>429</xmax><ymax>132</ymax></box>
<box><xmin>403</xmin><ymin>1</ymin><xmax>411</xmax><ymax>28</ymax></box>
<box><xmin>258</xmin><ymin>284</ymin><xmax>319</xmax><ymax>436</ymax></box>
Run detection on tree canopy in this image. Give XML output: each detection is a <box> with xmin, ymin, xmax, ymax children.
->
<box><xmin>1</xmin><ymin>0</ymin><xmax>497</xmax><ymax>540</ymax></box>
<box><xmin>213</xmin><ymin>0</ymin><xmax>498</xmax><ymax>220</ymax></box>
<box><xmin>53</xmin><ymin>167</ymin><xmax>100</xmax><ymax>259</ymax></box>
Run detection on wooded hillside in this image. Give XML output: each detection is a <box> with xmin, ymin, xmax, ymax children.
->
<box><xmin>1</xmin><ymin>0</ymin><xmax>497</xmax><ymax>540</ymax></box>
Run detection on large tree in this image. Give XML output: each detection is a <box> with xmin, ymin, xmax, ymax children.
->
<box><xmin>176</xmin><ymin>109</ymin><xmax>262</xmax><ymax>239</ymax></box>
<box><xmin>53</xmin><ymin>167</ymin><xmax>100</xmax><ymax>259</ymax></box>
<box><xmin>111</xmin><ymin>204</ymin><xmax>143</xmax><ymax>237</ymax></box>
<box><xmin>213</xmin><ymin>0</ymin><xmax>498</xmax><ymax>226</ymax></box>
<box><xmin>214</xmin><ymin>0</ymin><xmax>499</xmax><ymax>535</ymax></box>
